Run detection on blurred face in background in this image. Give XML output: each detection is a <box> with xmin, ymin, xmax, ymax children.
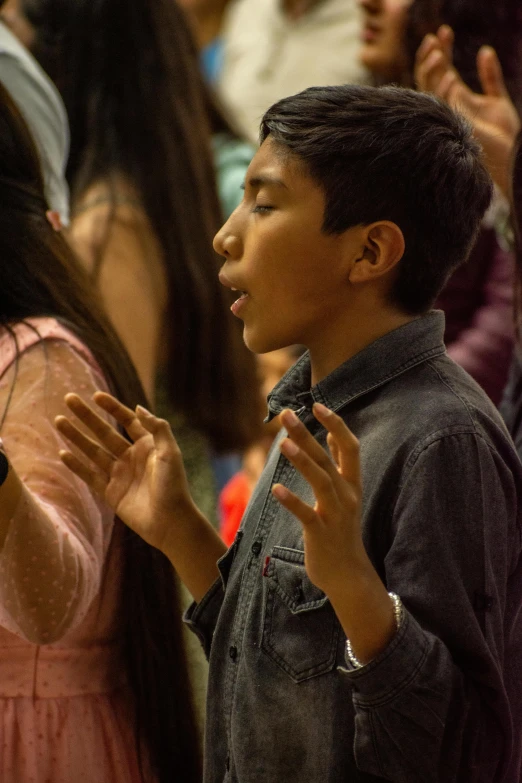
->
<box><xmin>357</xmin><ymin>0</ymin><xmax>415</xmax><ymax>83</ymax></box>
<box><xmin>0</xmin><ymin>0</ymin><xmax>35</xmax><ymax>48</ymax></box>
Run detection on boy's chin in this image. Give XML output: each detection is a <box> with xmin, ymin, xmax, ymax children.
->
<box><xmin>243</xmin><ymin>328</ymin><xmax>290</xmax><ymax>356</ymax></box>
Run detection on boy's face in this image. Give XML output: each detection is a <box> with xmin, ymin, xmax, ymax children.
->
<box><xmin>214</xmin><ymin>138</ymin><xmax>359</xmax><ymax>356</ymax></box>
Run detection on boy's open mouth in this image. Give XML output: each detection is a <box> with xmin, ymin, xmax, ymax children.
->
<box><xmin>230</xmin><ymin>288</ymin><xmax>250</xmax><ymax>316</ymax></box>
<box><xmin>231</xmin><ymin>288</ymin><xmax>249</xmax><ymax>301</ymax></box>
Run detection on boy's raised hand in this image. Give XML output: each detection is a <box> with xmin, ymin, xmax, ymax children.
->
<box><xmin>56</xmin><ymin>393</ymin><xmax>226</xmax><ymax>600</ymax></box>
<box><xmin>55</xmin><ymin>392</ymin><xmax>196</xmax><ymax>551</ymax></box>
<box><xmin>272</xmin><ymin>404</ymin><xmax>365</xmax><ymax>596</ymax></box>
<box><xmin>415</xmin><ymin>26</ymin><xmax>520</xmax><ymax>198</ymax></box>
<box><xmin>272</xmin><ymin>403</ymin><xmax>396</xmax><ymax>663</ymax></box>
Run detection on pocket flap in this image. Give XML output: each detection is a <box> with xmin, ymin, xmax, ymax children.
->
<box><xmin>265</xmin><ymin>547</ymin><xmax>328</xmax><ymax>613</ymax></box>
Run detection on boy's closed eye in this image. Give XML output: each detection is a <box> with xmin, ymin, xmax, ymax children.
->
<box><xmin>252</xmin><ymin>204</ymin><xmax>274</xmax><ymax>213</ymax></box>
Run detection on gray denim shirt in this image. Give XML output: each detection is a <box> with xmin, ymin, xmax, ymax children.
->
<box><xmin>186</xmin><ymin>311</ymin><xmax>522</xmax><ymax>783</ymax></box>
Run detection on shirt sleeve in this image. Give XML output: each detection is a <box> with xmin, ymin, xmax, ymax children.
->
<box><xmin>184</xmin><ymin>578</ymin><xmax>225</xmax><ymax>659</ymax></box>
<box><xmin>0</xmin><ymin>339</ymin><xmax>115</xmax><ymax>644</ymax></box>
<box><xmin>345</xmin><ymin>430</ymin><xmax>519</xmax><ymax>782</ymax></box>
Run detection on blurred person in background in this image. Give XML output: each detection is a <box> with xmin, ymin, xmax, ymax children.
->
<box><xmin>219</xmin><ymin>346</ymin><xmax>303</xmax><ymax>545</ymax></box>
<box><xmin>0</xmin><ymin>81</ymin><xmax>200</xmax><ymax>783</ymax></box>
<box><xmin>505</xmin><ymin>132</ymin><xmax>522</xmax><ymax>457</ymax></box>
<box><xmin>358</xmin><ymin>0</ymin><xmax>521</xmax><ymax>404</ymax></box>
<box><xmin>0</xmin><ymin>0</ymin><xmax>68</xmax><ymax>222</ymax></box>
<box><xmin>2</xmin><ymin>0</ymin><xmax>261</xmax><ymax>725</ymax></box>
<box><xmin>178</xmin><ymin>0</ymin><xmax>257</xmax><ymax>226</ymax></box>
<box><xmin>413</xmin><ymin>22</ymin><xmax>522</xmax><ymax>458</ymax></box>
<box><xmin>177</xmin><ymin>0</ymin><xmax>231</xmax><ymax>84</ymax></box>
<box><xmin>217</xmin><ymin>0</ymin><xmax>370</xmax><ymax>144</ymax></box>
<box><xmin>415</xmin><ymin>24</ymin><xmax>521</xmax><ymax>202</ymax></box>
<box><xmin>203</xmin><ymin>82</ymin><xmax>257</xmax><ymax>225</ymax></box>
<box><xmin>5</xmin><ymin>0</ymin><xmax>260</xmax><ymax>522</ymax></box>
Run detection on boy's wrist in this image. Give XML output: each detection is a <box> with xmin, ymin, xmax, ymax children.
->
<box><xmin>159</xmin><ymin>503</ymin><xmax>227</xmax><ymax>602</ymax></box>
<box><xmin>158</xmin><ymin>501</ymin><xmax>209</xmax><ymax>559</ymax></box>
<box><xmin>321</xmin><ymin>545</ymin><xmax>374</xmax><ymax>604</ymax></box>
<box><xmin>345</xmin><ymin>592</ymin><xmax>404</xmax><ymax>669</ymax></box>
<box><xmin>325</xmin><ymin>554</ymin><xmax>398</xmax><ymax>666</ymax></box>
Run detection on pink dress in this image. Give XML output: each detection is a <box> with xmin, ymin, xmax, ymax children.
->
<box><xmin>0</xmin><ymin>318</ymin><xmax>144</xmax><ymax>782</ymax></box>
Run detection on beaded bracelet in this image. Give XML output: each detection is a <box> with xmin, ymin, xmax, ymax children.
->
<box><xmin>345</xmin><ymin>592</ymin><xmax>403</xmax><ymax>670</ymax></box>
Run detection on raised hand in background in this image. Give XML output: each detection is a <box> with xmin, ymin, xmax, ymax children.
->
<box><xmin>415</xmin><ymin>25</ymin><xmax>521</xmax><ymax>198</ymax></box>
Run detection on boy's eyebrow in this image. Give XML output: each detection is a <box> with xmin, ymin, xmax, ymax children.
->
<box><xmin>240</xmin><ymin>175</ymin><xmax>289</xmax><ymax>190</ymax></box>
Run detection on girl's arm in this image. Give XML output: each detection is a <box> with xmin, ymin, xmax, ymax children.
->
<box><xmin>0</xmin><ymin>340</ymin><xmax>116</xmax><ymax>644</ymax></box>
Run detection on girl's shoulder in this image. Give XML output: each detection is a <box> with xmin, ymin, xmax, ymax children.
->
<box><xmin>0</xmin><ymin>318</ymin><xmax>100</xmax><ymax>377</ymax></box>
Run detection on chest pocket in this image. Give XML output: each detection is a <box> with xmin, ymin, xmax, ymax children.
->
<box><xmin>261</xmin><ymin>546</ymin><xmax>339</xmax><ymax>683</ymax></box>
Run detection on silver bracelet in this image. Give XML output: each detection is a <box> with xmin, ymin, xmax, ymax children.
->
<box><xmin>345</xmin><ymin>592</ymin><xmax>403</xmax><ymax>670</ymax></box>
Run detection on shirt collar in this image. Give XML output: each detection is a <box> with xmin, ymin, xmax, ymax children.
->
<box><xmin>266</xmin><ymin>311</ymin><xmax>446</xmax><ymax>420</ymax></box>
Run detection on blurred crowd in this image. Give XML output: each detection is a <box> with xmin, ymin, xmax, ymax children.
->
<box><xmin>0</xmin><ymin>0</ymin><xmax>521</xmax><ymax>780</ymax></box>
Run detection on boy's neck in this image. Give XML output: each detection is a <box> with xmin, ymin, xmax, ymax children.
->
<box><xmin>308</xmin><ymin>311</ymin><xmax>417</xmax><ymax>386</ymax></box>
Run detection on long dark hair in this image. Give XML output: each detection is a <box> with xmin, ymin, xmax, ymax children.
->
<box><xmin>404</xmin><ymin>0</ymin><xmax>522</xmax><ymax>103</ymax></box>
<box><xmin>0</xmin><ymin>83</ymin><xmax>201</xmax><ymax>782</ymax></box>
<box><xmin>22</xmin><ymin>0</ymin><xmax>260</xmax><ymax>452</ymax></box>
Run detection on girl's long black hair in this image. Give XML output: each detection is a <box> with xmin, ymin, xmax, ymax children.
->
<box><xmin>22</xmin><ymin>0</ymin><xmax>260</xmax><ymax>452</ymax></box>
<box><xmin>0</xmin><ymin>83</ymin><xmax>201</xmax><ymax>783</ymax></box>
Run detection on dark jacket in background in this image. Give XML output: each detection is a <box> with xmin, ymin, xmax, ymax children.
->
<box><xmin>437</xmin><ymin>227</ymin><xmax>514</xmax><ymax>404</ymax></box>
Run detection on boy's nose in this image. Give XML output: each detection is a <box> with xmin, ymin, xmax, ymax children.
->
<box><xmin>213</xmin><ymin>225</ymin><xmax>242</xmax><ymax>259</ymax></box>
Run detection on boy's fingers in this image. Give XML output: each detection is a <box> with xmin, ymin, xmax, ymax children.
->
<box><xmin>271</xmin><ymin>483</ymin><xmax>318</xmax><ymax>527</ymax></box>
<box><xmin>92</xmin><ymin>392</ymin><xmax>149</xmax><ymax>441</ymax></box>
<box><xmin>136</xmin><ymin>408</ymin><xmax>180</xmax><ymax>461</ymax></box>
<box><xmin>56</xmin><ymin>416</ymin><xmax>116</xmax><ymax>472</ymax></box>
<box><xmin>477</xmin><ymin>46</ymin><xmax>507</xmax><ymax>97</ymax></box>
<box><xmin>313</xmin><ymin>404</ymin><xmax>361</xmax><ymax>486</ymax></box>
<box><xmin>327</xmin><ymin>432</ymin><xmax>340</xmax><ymax>468</ymax></box>
<box><xmin>64</xmin><ymin>394</ymin><xmax>132</xmax><ymax>455</ymax></box>
<box><xmin>280</xmin><ymin>409</ymin><xmax>338</xmax><ymax>478</ymax></box>
<box><xmin>280</xmin><ymin>438</ymin><xmax>340</xmax><ymax>517</ymax></box>
<box><xmin>59</xmin><ymin>449</ymin><xmax>109</xmax><ymax>496</ymax></box>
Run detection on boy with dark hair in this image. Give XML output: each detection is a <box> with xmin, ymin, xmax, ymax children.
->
<box><xmin>56</xmin><ymin>85</ymin><xmax>522</xmax><ymax>782</ymax></box>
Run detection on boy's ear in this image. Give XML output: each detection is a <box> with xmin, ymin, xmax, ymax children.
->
<box><xmin>348</xmin><ymin>222</ymin><xmax>405</xmax><ymax>284</ymax></box>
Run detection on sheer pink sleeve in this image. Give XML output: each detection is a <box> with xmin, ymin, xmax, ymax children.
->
<box><xmin>0</xmin><ymin>339</ymin><xmax>115</xmax><ymax>644</ymax></box>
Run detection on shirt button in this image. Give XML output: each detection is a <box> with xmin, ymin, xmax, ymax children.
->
<box><xmin>251</xmin><ymin>541</ymin><xmax>262</xmax><ymax>556</ymax></box>
<box><xmin>229</xmin><ymin>645</ymin><xmax>238</xmax><ymax>661</ymax></box>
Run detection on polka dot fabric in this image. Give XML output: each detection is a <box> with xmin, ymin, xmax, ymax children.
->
<box><xmin>0</xmin><ymin>319</ymin><xmax>148</xmax><ymax>782</ymax></box>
